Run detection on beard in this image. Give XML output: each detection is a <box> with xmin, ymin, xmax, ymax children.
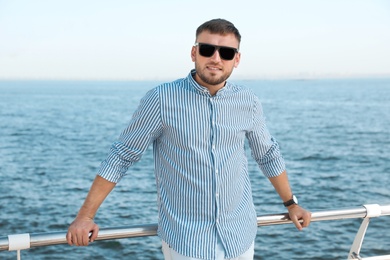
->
<box><xmin>195</xmin><ymin>63</ymin><xmax>234</xmax><ymax>86</ymax></box>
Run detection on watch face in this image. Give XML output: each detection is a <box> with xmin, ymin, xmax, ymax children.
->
<box><xmin>293</xmin><ymin>195</ymin><xmax>298</xmax><ymax>204</ymax></box>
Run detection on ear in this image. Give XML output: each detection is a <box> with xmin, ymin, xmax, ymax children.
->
<box><xmin>234</xmin><ymin>52</ymin><xmax>241</xmax><ymax>68</ymax></box>
<box><xmin>191</xmin><ymin>46</ymin><xmax>196</xmax><ymax>62</ymax></box>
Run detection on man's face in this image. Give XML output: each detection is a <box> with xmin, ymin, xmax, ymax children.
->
<box><xmin>191</xmin><ymin>31</ymin><xmax>241</xmax><ymax>89</ymax></box>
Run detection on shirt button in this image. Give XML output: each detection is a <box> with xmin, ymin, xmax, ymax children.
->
<box><xmin>215</xmin><ymin>169</ymin><xmax>219</xmax><ymax>174</ymax></box>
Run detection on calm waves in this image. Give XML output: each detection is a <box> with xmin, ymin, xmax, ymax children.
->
<box><xmin>0</xmin><ymin>79</ymin><xmax>389</xmax><ymax>259</ymax></box>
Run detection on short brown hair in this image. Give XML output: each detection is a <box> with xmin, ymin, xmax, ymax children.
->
<box><xmin>196</xmin><ymin>18</ymin><xmax>241</xmax><ymax>44</ymax></box>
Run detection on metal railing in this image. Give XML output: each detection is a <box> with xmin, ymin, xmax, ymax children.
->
<box><xmin>1</xmin><ymin>204</ymin><xmax>390</xmax><ymax>259</ymax></box>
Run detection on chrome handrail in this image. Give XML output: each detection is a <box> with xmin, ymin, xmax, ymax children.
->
<box><xmin>1</xmin><ymin>204</ymin><xmax>390</xmax><ymax>257</ymax></box>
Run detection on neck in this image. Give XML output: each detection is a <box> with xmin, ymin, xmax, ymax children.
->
<box><xmin>194</xmin><ymin>74</ymin><xmax>225</xmax><ymax>96</ymax></box>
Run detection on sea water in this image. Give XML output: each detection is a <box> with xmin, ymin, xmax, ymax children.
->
<box><xmin>0</xmin><ymin>78</ymin><xmax>389</xmax><ymax>259</ymax></box>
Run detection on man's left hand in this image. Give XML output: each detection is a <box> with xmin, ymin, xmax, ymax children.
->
<box><xmin>287</xmin><ymin>205</ymin><xmax>312</xmax><ymax>230</ymax></box>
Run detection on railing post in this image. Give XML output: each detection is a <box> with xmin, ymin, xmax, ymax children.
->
<box><xmin>7</xmin><ymin>233</ymin><xmax>30</xmax><ymax>260</ymax></box>
<box><xmin>348</xmin><ymin>204</ymin><xmax>383</xmax><ymax>260</ymax></box>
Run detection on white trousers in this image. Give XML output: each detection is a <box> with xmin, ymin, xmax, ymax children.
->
<box><xmin>161</xmin><ymin>238</ymin><xmax>254</xmax><ymax>260</ymax></box>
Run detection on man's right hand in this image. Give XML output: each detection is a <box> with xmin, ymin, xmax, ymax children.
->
<box><xmin>66</xmin><ymin>176</ymin><xmax>116</xmax><ymax>246</ymax></box>
<box><xmin>66</xmin><ymin>217</ymin><xmax>99</xmax><ymax>246</ymax></box>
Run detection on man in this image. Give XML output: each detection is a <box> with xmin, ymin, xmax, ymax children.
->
<box><xmin>67</xmin><ymin>18</ymin><xmax>311</xmax><ymax>260</ymax></box>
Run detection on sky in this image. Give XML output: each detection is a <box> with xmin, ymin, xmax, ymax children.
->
<box><xmin>0</xmin><ymin>0</ymin><xmax>389</xmax><ymax>80</ymax></box>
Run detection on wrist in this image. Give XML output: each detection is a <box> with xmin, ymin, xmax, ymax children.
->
<box><xmin>283</xmin><ymin>194</ymin><xmax>298</xmax><ymax>207</ymax></box>
<box><xmin>287</xmin><ymin>203</ymin><xmax>300</xmax><ymax>210</ymax></box>
<box><xmin>75</xmin><ymin>215</ymin><xmax>94</xmax><ymax>222</ymax></box>
<box><xmin>76</xmin><ymin>209</ymin><xmax>95</xmax><ymax>221</ymax></box>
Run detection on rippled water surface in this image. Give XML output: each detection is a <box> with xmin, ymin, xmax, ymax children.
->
<box><xmin>0</xmin><ymin>79</ymin><xmax>389</xmax><ymax>259</ymax></box>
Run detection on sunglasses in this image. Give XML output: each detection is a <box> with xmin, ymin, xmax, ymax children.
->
<box><xmin>194</xmin><ymin>43</ymin><xmax>238</xmax><ymax>61</ymax></box>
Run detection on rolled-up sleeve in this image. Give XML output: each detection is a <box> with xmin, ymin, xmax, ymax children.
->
<box><xmin>246</xmin><ymin>96</ymin><xmax>286</xmax><ymax>177</ymax></box>
<box><xmin>98</xmin><ymin>87</ymin><xmax>163</xmax><ymax>183</ymax></box>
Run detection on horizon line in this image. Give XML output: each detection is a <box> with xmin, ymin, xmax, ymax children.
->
<box><xmin>1</xmin><ymin>73</ymin><xmax>390</xmax><ymax>82</ymax></box>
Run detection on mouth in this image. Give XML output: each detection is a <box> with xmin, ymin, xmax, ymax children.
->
<box><xmin>206</xmin><ymin>65</ymin><xmax>222</xmax><ymax>71</ymax></box>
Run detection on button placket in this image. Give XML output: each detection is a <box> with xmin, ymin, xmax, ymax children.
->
<box><xmin>209</xmin><ymin>96</ymin><xmax>221</xmax><ymax>226</ymax></box>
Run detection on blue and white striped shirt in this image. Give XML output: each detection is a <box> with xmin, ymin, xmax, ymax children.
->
<box><xmin>98</xmin><ymin>70</ymin><xmax>285</xmax><ymax>259</ymax></box>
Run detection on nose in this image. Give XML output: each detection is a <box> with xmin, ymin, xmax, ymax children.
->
<box><xmin>210</xmin><ymin>49</ymin><xmax>222</xmax><ymax>62</ymax></box>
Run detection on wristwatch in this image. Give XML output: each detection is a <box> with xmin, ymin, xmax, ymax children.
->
<box><xmin>283</xmin><ymin>195</ymin><xmax>298</xmax><ymax>207</ymax></box>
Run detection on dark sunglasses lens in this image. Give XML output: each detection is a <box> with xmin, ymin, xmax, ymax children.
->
<box><xmin>219</xmin><ymin>47</ymin><xmax>236</xmax><ymax>60</ymax></box>
<box><xmin>199</xmin><ymin>44</ymin><xmax>216</xmax><ymax>57</ymax></box>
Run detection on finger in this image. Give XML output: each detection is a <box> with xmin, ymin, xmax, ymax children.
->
<box><xmin>82</xmin><ymin>233</ymin><xmax>90</xmax><ymax>246</ymax></box>
<box><xmin>72</xmin><ymin>233</ymin><xmax>79</xmax><ymax>246</ymax></box>
<box><xmin>302</xmin><ymin>212</ymin><xmax>312</xmax><ymax>228</ymax></box>
<box><xmin>90</xmin><ymin>225</ymin><xmax>99</xmax><ymax>242</ymax></box>
<box><xmin>290</xmin><ymin>215</ymin><xmax>303</xmax><ymax>231</ymax></box>
<box><xmin>66</xmin><ymin>231</ymin><xmax>73</xmax><ymax>246</ymax></box>
<box><xmin>79</xmin><ymin>235</ymin><xmax>86</xmax><ymax>246</ymax></box>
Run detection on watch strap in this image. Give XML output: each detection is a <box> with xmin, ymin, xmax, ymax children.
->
<box><xmin>283</xmin><ymin>195</ymin><xmax>298</xmax><ymax>207</ymax></box>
